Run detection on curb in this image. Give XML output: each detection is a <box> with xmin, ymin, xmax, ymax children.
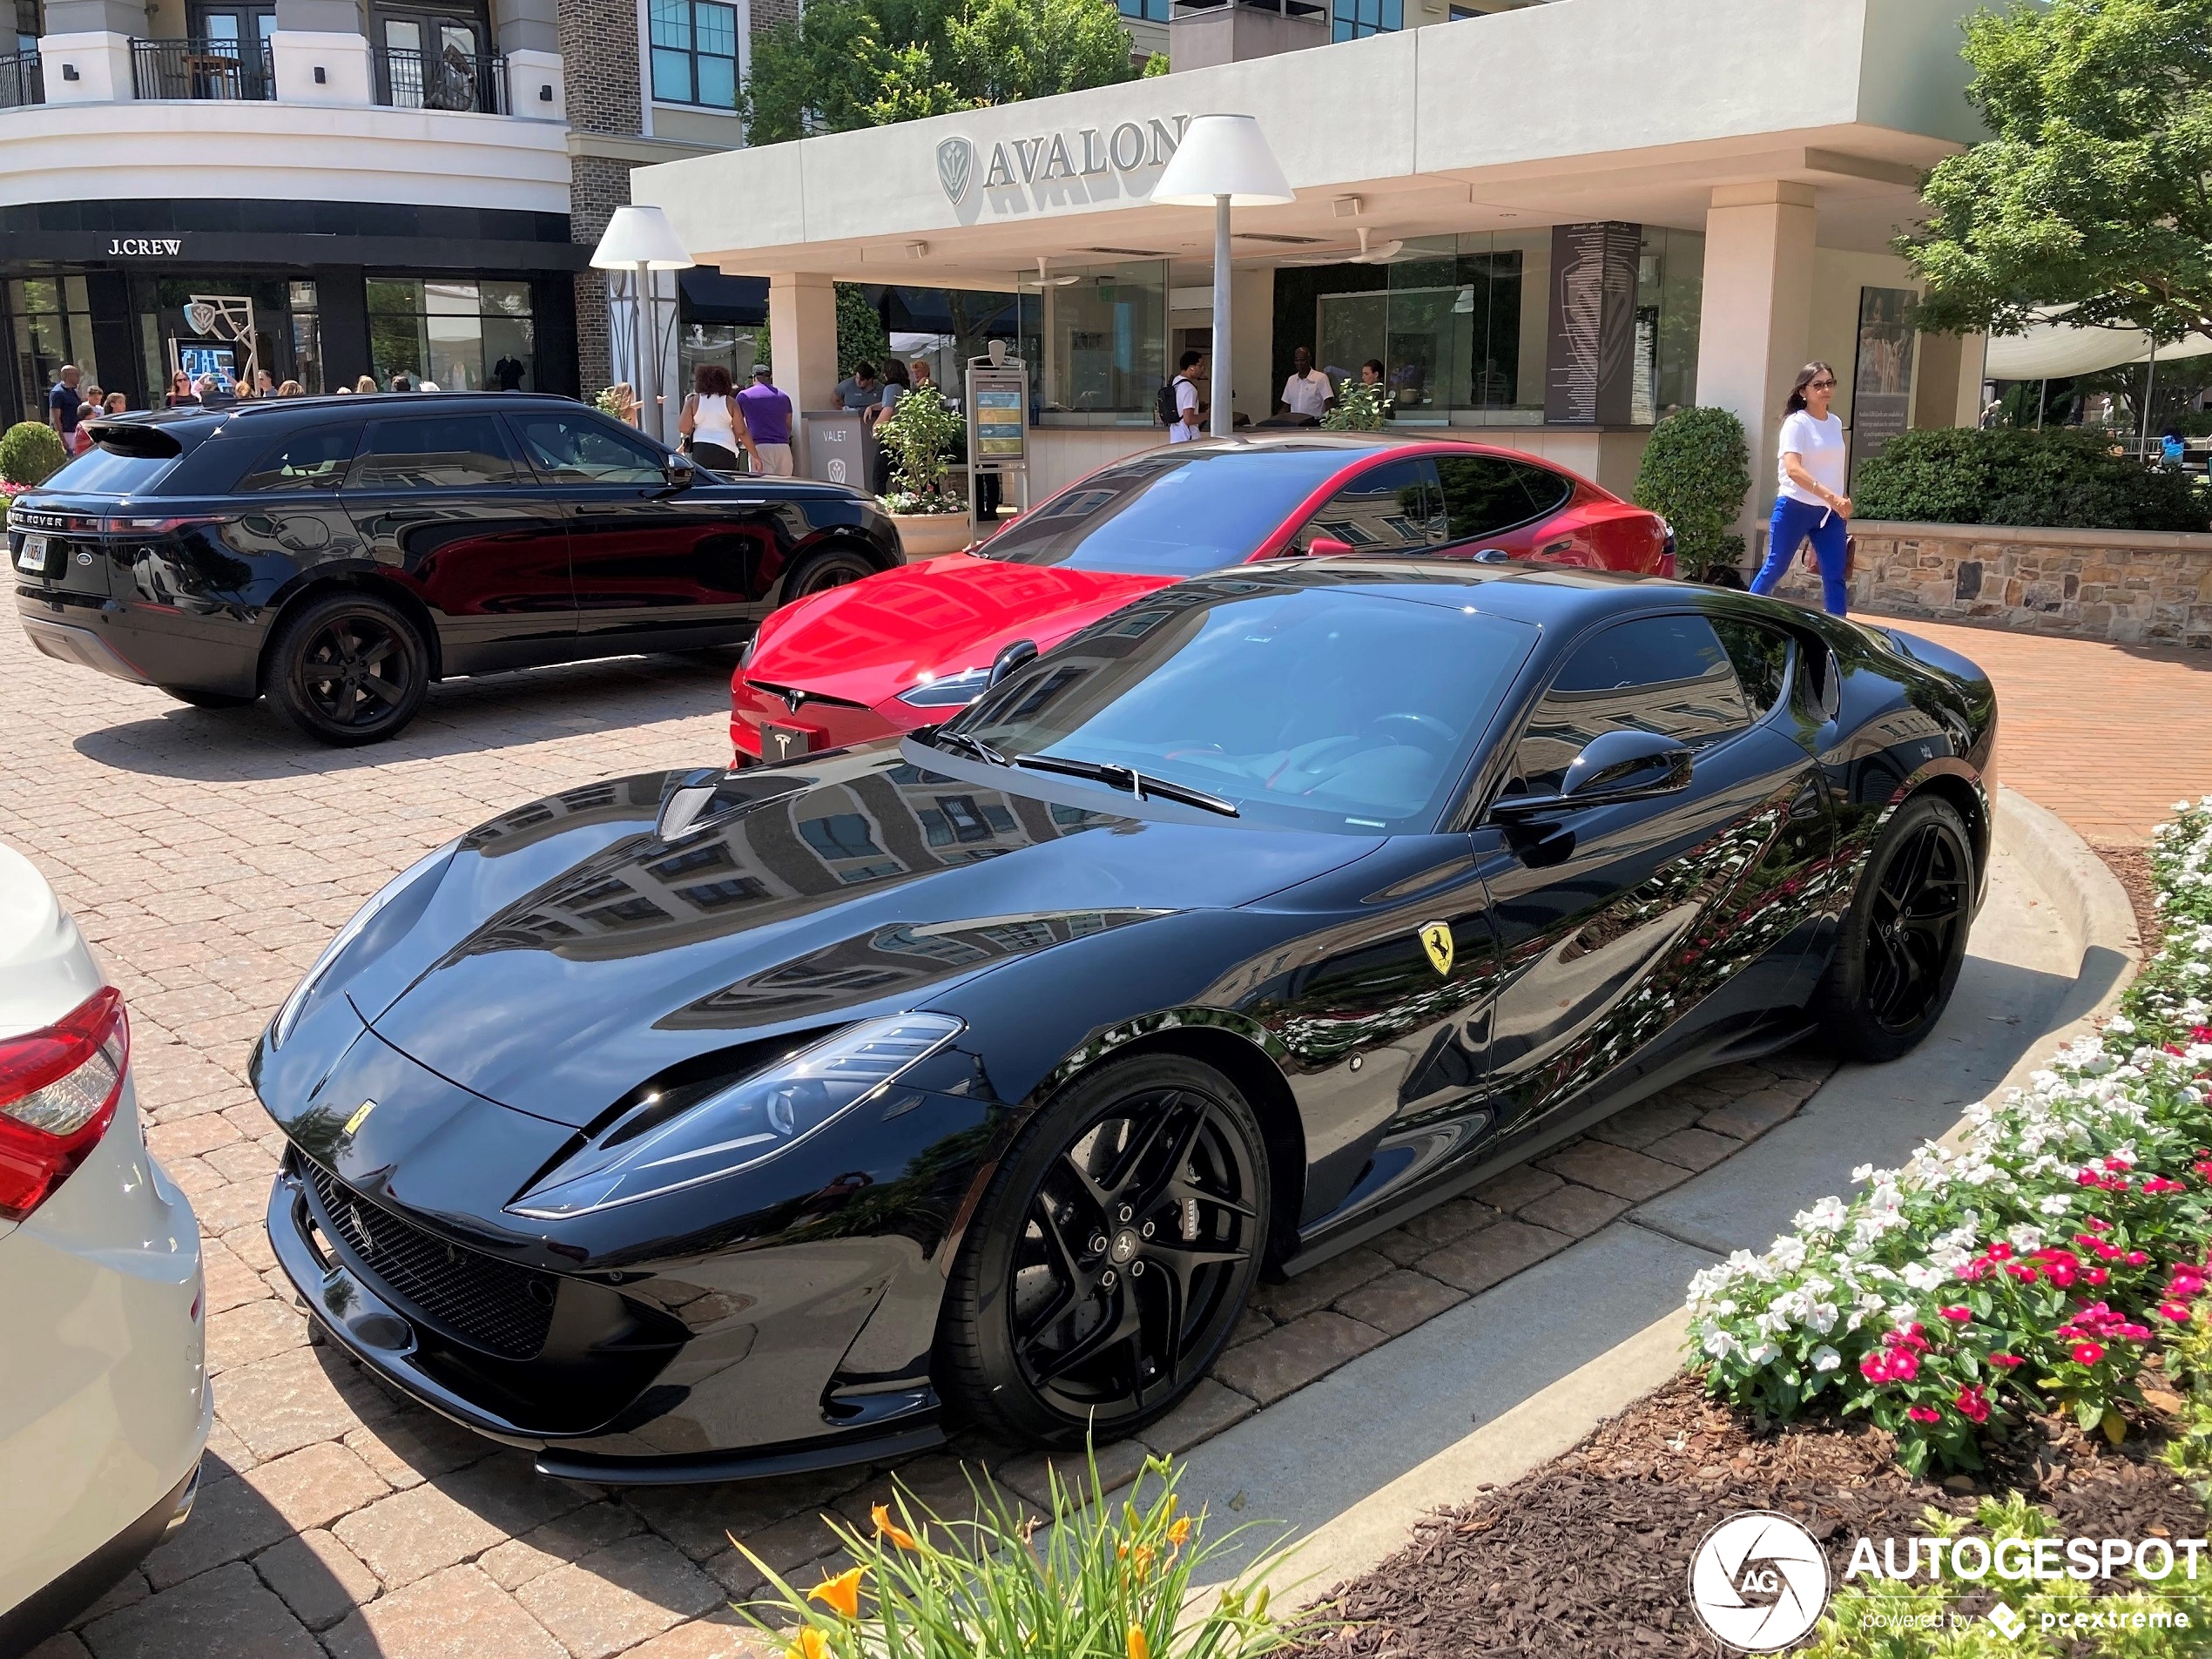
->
<box><xmin>1262</xmin><ymin>783</ymin><xmax>2144</xmax><ymax>1610</ymax></box>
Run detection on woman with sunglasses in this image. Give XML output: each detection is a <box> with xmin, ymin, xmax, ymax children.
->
<box><xmin>1750</xmin><ymin>361</ymin><xmax>1851</xmax><ymax>614</ymax></box>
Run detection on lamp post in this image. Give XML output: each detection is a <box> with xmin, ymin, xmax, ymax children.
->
<box><xmin>590</xmin><ymin>205</ymin><xmax>695</xmax><ymax>444</ymax></box>
<box><xmin>1151</xmin><ymin>114</ymin><xmax>1293</xmax><ymax>438</ymax></box>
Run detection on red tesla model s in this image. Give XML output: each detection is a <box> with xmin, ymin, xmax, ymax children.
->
<box><xmin>729</xmin><ymin>433</ymin><xmax>1671</xmax><ymax>765</ymax></box>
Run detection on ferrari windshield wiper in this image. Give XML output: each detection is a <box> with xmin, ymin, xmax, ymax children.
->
<box><xmin>921</xmin><ymin>726</ymin><xmax>1010</xmax><ymax>767</ymax></box>
<box><xmin>1012</xmin><ymin>754</ymin><xmax>1240</xmax><ymax>818</ymax></box>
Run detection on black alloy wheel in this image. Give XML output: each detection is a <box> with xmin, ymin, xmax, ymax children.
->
<box><xmin>940</xmin><ymin>1055</ymin><xmax>1270</xmax><ymax>1444</ymax></box>
<box><xmin>1813</xmin><ymin>793</ymin><xmax>1974</xmax><ymax>1062</ymax></box>
<box><xmin>266</xmin><ymin>592</ymin><xmax>429</xmax><ymax>747</ymax></box>
<box><xmin>782</xmin><ymin>546</ymin><xmax>879</xmax><ymax>603</ymax></box>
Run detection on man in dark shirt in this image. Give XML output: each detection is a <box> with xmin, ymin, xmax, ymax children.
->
<box><xmin>47</xmin><ymin>365</ymin><xmax>82</xmax><ymax>436</ymax></box>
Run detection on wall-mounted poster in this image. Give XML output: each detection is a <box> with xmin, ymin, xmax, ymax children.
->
<box><xmin>1544</xmin><ymin>221</ymin><xmax>1641</xmax><ymax>427</ymax></box>
<box><xmin>1850</xmin><ymin>287</ymin><xmax>1918</xmax><ymax>485</ymax></box>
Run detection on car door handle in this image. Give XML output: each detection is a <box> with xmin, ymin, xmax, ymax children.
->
<box><xmin>1538</xmin><ymin>538</ymin><xmax>1573</xmax><ymax>557</ymax></box>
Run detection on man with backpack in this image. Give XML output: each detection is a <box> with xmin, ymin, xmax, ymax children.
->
<box><xmin>1157</xmin><ymin>350</ymin><xmax>1206</xmax><ymax>442</ymax></box>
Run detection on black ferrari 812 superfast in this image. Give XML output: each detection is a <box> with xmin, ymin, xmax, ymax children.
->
<box><xmin>253</xmin><ymin>561</ymin><xmax>1995</xmax><ymax>1481</ymax></box>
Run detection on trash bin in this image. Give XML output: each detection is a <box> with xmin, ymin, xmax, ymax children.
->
<box><xmin>798</xmin><ymin>410</ymin><xmax>874</xmax><ymax>490</ymax></box>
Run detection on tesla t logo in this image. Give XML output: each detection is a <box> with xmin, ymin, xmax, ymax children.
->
<box><xmin>341</xmin><ymin>1098</ymin><xmax>378</xmax><ymax>1137</ymax></box>
<box><xmin>1419</xmin><ymin>921</ymin><xmax>1454</xmax><ymax>977</ymax></box>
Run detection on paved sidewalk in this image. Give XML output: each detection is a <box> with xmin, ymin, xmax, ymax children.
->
<box><xmin>0</xmin><ymin>626</ymin><xmax>1838</xmax><ymax>1659</ymax></box>
<box><xmin>1884</xmin><ymin>617</ymin><xmax>2212</xmax><ymax>847</ymax></box>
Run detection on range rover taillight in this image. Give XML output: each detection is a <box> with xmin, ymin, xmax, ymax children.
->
<box><xmin>0</xmin><ymin>987</ymin><xmax>129</xmax><ymax>1221</ymax></box>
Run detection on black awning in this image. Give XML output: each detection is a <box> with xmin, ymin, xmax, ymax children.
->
<box><xmin>680</xmin><ymin>268</ymin><xmax>768</xmax><ymax>325</ymax></box>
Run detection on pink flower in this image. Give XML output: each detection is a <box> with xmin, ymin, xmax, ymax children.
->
<box><xmin>1860</xmin><ymin>1351</ymin><xmax>1894</xmax><ymax>1383</ymax></box>
<box><xmin>2127</xmin><ymin>1251</ymin><xmax>2150</xmax><ymax>1265</ymax></box>
<box><xmin>1955</xmin><ymin>1386</ymin><xmax>1991</xmax><ymax>1425</ymax></box>
<box><xmin>2087</xmin><ymin>1268</ymin><xmax>2111</xmax><ymax>1285</ymax></box>
<box><xmin>2073</xmin><ymin>1340</ymin><xmax>2107</xmax><ymax>1366</ymax></box>
<box><xmin>1907</xmin><ymin>1406</ymin><xmax>1942</xmax><ymax>1424</ymax></box>
<box><xmin>1989</xmin><ymin>1353</ymin><xmax>2025</xmax><ymax>1369</ymax></box>
<box><xmin>2161</xmin><ymin>1302</ymin><xmax>2193</xmax><ymax>1322</ymax></box>
<box><xmin>1938</xmin><ymin>1306</ymin><xmax>1973</xmax><ymax>1323</ymax></box>
<box><xmin>2082</xmin><ymin>1217</ymin><xmax>2112</xmax><ymax>1233</ymax></box>
<box><xmin>2143</xmin><ymin>1177</ymin><xmax>2187</xmax><ymax>1195</ymax></box>
<box><xmin>1887</xmin><ymin>1348</ymin><xmax>1920</xmax><ymax>1380</ymax></box>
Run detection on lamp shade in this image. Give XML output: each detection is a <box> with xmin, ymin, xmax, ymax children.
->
<box><xmin>1150</xmin><ymin>113</ymin><xmax>1293</xmax><ymax>207</ymax></box>
<box><xmin>590</xmin><ymin>205</ymin><xmax>695</xmax><ymax>271</ymax></box>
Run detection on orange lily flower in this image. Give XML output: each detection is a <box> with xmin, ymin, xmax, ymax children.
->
<box><xmin>807</xmin><ymin>1566</ymin><xmax>865</xmax><ymax>1620</ymax></box>
<box><xmin>1167</xmin><ymin>1515</ymin><xmax>1192</xmax><ymax>1547</ymax></box>
<box><xmin>871</xmin><ymin>1502</ymin><xmax>921</xmax><ymax>1550</ymax></box>
<box><xmin>786</xmin><ymin>1629</ymin><xmax>831</xmax><ymax>1659</ymax></box>
<box><xmin>1127</xmin><ymin>1623</ymin><xmax>1150</xmax><ymax>1659</ymax></box>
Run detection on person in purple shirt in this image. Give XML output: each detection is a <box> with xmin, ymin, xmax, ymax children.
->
<box><xmin>735</xmin><ymin>364</ymin><xmax>794</xmax><ymax>476</ymax></box>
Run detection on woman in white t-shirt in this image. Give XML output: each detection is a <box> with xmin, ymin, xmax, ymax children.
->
<box><xmin>1749</xmin><ymin>361</ymin><xmax>1851</xmax><ymax>615</ymax></box>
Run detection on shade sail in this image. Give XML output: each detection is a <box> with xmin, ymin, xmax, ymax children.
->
<box><xmin>1985</xmin><ymin>316</ymin><xmax>2212</xmax><ymax>380</ymax></box>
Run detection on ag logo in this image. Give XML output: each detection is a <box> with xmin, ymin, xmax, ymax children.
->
<box><xmin>937</xmin><ymin>136</ymin><xmax>975</xmax><ymax>206</ymax></box>
<box><xmin>1418</xmin><ymin>921</ymin><xmax>1453</xmax><ymax>977</ymax></box>
<box><xmin>1689</xmin><ymin>1511</ymin><xmax>1830</xmax><ymax>1652</ymax></box>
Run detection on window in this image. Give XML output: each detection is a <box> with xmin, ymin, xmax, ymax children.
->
<box><xmin>511</xmin><ymin>413</ymin><xmax>668</xmax><ymax>485</ymax></box>
<box><xmin>1513</xmin><ymin>615</ymin><xmax>1754</xmax><ymax>794</ymax></box>
<box><xmin>366</xmin><ymin>277</ymin><xmax>534</xmax><ymax>393</ymax></box>
<box><xmin>1433</xmin><ymin>455</ymin><xmax>1558</xmax><ymax>543</ymax></box>
<box><xmin>1298</xmin><ymin>458</ymin><xmax>1443</xmax><ymax>553</ymax></box>
<box><xmin>288</xmin><ymin>280</ymin><xmax>324</xmax><ymax>395</ymax></box>
<box><xmin>650</xmin><ymin>0</ymin><xmax>738</xmax><ymax>109</ymax></box>
<box><xmin>1332</xmin><ymin>0</ymin><xmax>1399</xmax><ymax>39</ymax></box>
<box><xmin>1711</xmin><ymin>616</ymin><xmax>1792</xmax><ymax>717</ymax></box>
<box><xmin>348</xmin><ymin>415</ymin><xmax>518</xmax><ymax>489</ymax></box>
<box><xmin>10</xmin><ymin>277</ymin><xmax>98</xmax><ymax>426</ymax></box>
<box><xmin>1016</xmin><ymin>260</ymin><xmax>1167</xmax><ymax>417</ymax></box>
<box><xmin>1117</xmin><ymin>0</ymin><xmax>1169</xmax><ymax>17</ymax></box>
<box><xmin>799</xmin><ymin>814</ymin><xmax>881</xmax><ymax>861</ymax></box>
<box><xmin>239</xmin><ymin>425</ymin><xmax>360</xmax><ymax>492</ymax></box>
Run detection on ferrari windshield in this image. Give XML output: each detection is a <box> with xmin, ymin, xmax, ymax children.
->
<box><xmin>946</xmin><ymin>583</ymin><xmax>1535</xmax><ymax>834</ymax></box>
<box><xmin>971</xmin><ymin>447</ymin><xmax>1358</xmax><ymax>577</ymax></box>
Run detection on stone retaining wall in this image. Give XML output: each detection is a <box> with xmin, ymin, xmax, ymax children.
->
<box><xmin>1764</xmin><ymin>521</ymin><xmax>2212</xmax><ymax>647</ymax></box>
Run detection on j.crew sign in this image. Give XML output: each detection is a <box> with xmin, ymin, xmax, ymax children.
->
<box><xmin>934</xmin><ymin>115</ymin><xmax>1190</xmax><ymax>206</ymax></box>
<box><xmin>105</xmin><ymin>238</ymin><xmax>185</xmax><ymax>256</ymax></box>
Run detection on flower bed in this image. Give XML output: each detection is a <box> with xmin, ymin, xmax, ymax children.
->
<box><xmin>1689</xmin><ymin>797</ymin><xmax>2212</xmax><ymax>1475</ymax></box>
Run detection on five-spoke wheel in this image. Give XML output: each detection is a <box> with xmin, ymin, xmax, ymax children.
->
<box><xmin>1814</xmin><ymin>793</ymin><xmax>1975</xmax><ymax>1062</ymax></box>
<box><xmin>941</xmin><ymin>1054</ymin><xmax>1269</xmax><ymax>1444</ymax></box>
<box><xmin>267</xmin><ymin>592</ymin><xmax>429</xmax><ymax>746</ymax></box>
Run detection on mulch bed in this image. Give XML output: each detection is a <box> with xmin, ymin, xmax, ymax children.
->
<box><xmin>1294</xmin><ymin>1372</ymin><xmax>2205</xmax><ymax>1657</ymax></box>
<box><xmin>2097</xmin><ymin>845</ymin><xmax>2164</xmax><ymax>954</ymax></box>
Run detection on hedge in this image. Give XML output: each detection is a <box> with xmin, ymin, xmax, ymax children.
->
<box><xmin>1631</xmin><ymin>407</ymin><xmax>1751</xmax><ymax>579</ymax></box>
<box><xmin>1851</xmin><ymin>428</ymin><xmax>2208</xmax><ymax>534</ymax></box>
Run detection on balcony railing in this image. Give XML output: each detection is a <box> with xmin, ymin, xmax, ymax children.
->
<box><xmin>0</xmin><ymin>49</ymin><xmax>41</xmax><ymax>107</ymax></box>
<box><xmin>130</xmin><ymin>37</ymin><xmax>275</xmax><ymax>101</ymax></box>
<box><xmin>374</xmin><ymin>46</ymin><xmax>507</xmax><ymax>114</ymax></box>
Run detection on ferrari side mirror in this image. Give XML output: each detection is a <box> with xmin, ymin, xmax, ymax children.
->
<box><xmin>1491</xmin><ymin>728</ymin><xmax>1694</xmax><ymax>819</ymax></box>
<box><xmin>988</xmin><ymin>638</ymin><xmax>1037</xmax><ymax>687</ymax></box>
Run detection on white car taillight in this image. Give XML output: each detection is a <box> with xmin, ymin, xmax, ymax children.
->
<box><xmin>0</xmin><ymin>986</ymin><xmax>129</xmax><ymax>1221</ymax></box>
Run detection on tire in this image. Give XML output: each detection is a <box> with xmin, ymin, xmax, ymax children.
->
<box><xmin>265</xmin><ymin>592</ymin><xmax>429</xmax><ymax>747</ymax></box>
<box><xmin>160</xmin><ymin>687</ymin><xmax>253</xmax><ymax>710</ymax></box>
<box><xmin>778</xmin><ymin>545</ymin><xmax>880</xmax><ymax>605</ymax></box>
<box><xmin>938</xmin><ymin>1053</ymin><xmax>1271</xmax><ymax>1447</ymax></box>
<box><xmin>1811</xmin><ymin>793</ymin><xmax>1975</xmax><ymax>1062</ymax></box>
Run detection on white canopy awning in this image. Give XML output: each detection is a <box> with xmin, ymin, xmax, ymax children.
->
<box><xmin>1985</xmin><ymin>312</ymin><xmax>2212</xmax><ymax>380</ymax></box>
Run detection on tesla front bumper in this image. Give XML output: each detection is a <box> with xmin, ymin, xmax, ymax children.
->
<box><xmin>730</xmin><ymin>677</ymin><xmax>904</xmax><ymax>765</ymax></box>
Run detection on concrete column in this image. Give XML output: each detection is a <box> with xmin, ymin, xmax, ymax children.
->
<box><xmin>270</xmin><ymin>31</ymin><xmax>374</xmax><ymax>104</ymax></box>
<box><xmin>1913</xmin><ymin>330</ymin><xmax>1987</xmax><ymax>428</ymax></box>
<box><xmin>494</xmin><ymin>0</ymin><xmax>560</xmax><ymax>55</ymax></box>
<box><xmin>768</xmin><ymin>271</ymin><xmax>840</xmax><ymax>442</ymax></box>
<box><xmin>1231</xmin><ymin>265</ymin><xmax>1274</xmax><ymax>425</ymax></box>
<box><xmin>506</xmin><ymin>49</ymin><xmax>563</xmax><ymax>118</ymax></box>
<box><xmin>1694</xmin><ymin>181</ymin><xmax>1817</xmax><ymax>528</ymax></box>
<box><xmin>37</xmin><ymin>32</ymin><xmax>133</xmax><ymax>103</ymax></box>
<box><xmin>41</xmin><ymin>0</ymin><xmax>143</xmax><ymax>33</ymax></box>
<box><xmin>273</xmin><ymin>0</ymin><xmax>364</xmax><ymax>29</ymax></box>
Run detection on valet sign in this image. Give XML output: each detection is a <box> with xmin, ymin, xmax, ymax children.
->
<box><xmin>934</xmin><ymin>113</ymin><xmax>1190</xmax><ymax>208</ymax></box>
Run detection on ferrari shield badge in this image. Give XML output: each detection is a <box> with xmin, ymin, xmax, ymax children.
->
<box><xmin>1419</xmin><ymin>921</ymin><xmax>1454</xmax><ymax>977</ymax></box>
<box><xmin>341</xmin><ymin>1098</ymin><xmax>378</xmax><ymax>1138</ymax></box>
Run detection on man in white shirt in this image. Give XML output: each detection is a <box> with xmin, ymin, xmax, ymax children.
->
<box><xmin>1278</xmin><ymin>347</ymin><xmax>1333</xmax><ymax>421</ymax></box>
<box><xmin>1168</xmin><ymin>349</ymin><xmax>1206</xmax><ymax>443</ymax></box>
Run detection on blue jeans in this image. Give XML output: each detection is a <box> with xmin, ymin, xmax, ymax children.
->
<box><xmin>1750</xmin><ymin>495</ymin><xmax>1850</xmax><ymax>615</ymax></box>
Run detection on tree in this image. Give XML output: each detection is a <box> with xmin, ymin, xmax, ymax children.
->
<box><xmin>837</xmin><ymin>284</ymin><xmax>889</xmax><ymax>379</ymax></box>
<box><xmin>741</xmin><ymin>0</ymin><xmax>1138</xmax><ymax>146</ymax></box>
<box><xmin>1903</xmin><ymin>0</ymin><xmax>2212</xmax><ymax>342</ymax></box>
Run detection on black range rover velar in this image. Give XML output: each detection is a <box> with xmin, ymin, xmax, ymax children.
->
<box><xmin>250</xmin><ymin>561</ymin><xmax>1998</xmax><ymax>1484</ymax></box>
<box><xmin>10</xmin><ymin>395</ymin><xmax>900</xmax><ymax>745</ymax></box>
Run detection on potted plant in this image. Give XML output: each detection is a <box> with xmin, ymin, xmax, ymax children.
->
<box><xmin>875</xmin><ymin>385</ymin><xmax>972</xmax><ymax>558</ymax></box>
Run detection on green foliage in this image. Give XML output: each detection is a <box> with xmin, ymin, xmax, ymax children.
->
<box><xmin>1801</xmin><ymin>1493</ymin><xmax>2212</xmax><ymax>1656</ymax></box>
<box><xmin>1852</xmin><ymin>428</ymin><xmax>2207</xmax><ymax>531</ymax></box>
<box><xmin>733</xmin><ymin>1447</ymin><xmax>1306</xmax><ymax>1658</ymax></box>
<box><xmin>1902</xmin><ymin>0</ymin><xmax>2212</xmax><ymax>343</ymax></box>
<box><xmin>838</xmin><ymin>286</ymin><xmax>890</xmax><ymax>381</ymax></box>
<box><xmin>0</xmin><ymin>420</ymin><xmax>66</xmax><ymax>487</ymax></box>
<box><xmin>1142</xmin><ymin>48</ymin><xmax>1170</xmax><ymax>76</ymax></box>
<box><xmin>741</xmin><ymin>0</ymin><xmax>1138</xmax><ymax>145</ymax></box>
<box><xmin>1320</xmin><ymin>381</ymin><xmax>1389</xmax><ymax>431</ymax></box>
<box><xmin>1629</xmin><ymin>407</ymin><xmax>1751</xmax><ymax>580</ymax></box>
<box><xmin>876</xmin><ymin>383</ymin><xmax>965</xmax><ymax>509</ymax></box>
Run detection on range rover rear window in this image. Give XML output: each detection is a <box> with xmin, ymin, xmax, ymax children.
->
<box><xmin>42</xmin><ymin>439</ymin><xmax>179</xmax><ymax>496</ymax></box>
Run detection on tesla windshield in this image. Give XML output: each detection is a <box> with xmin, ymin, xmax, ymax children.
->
<box><xmin>946</xmin><ymin>583</ymin><xmax>1535</xmax><ymax>833</ymax></box>
<box><xmin>972</xmin><ymin>447</ymin><xmax>1358</xmax><ymax>577</ymax></box>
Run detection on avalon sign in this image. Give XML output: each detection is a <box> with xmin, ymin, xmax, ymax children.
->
<box><xmin>934</xmin><ymin>115</ymin><xmax>1190</xmax><ymax>206</ymax></box>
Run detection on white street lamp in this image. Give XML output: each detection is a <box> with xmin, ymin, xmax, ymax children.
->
<box><xmin>590</xmin><ymin>204</ymin><xmax>694</xmax><ymax>443</ymax></box>
<box><xmin>1151</xmin><ymin>114</ymin><xmax>1293</xmax><ymax>439</ymax></box>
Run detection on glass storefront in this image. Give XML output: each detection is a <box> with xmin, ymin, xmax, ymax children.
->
<box><xmin>1017</xmin><ymin>260</ymin><xmax>1168</xmax><ymax>421</ymax></box>
<box><xmin>367</xmin><ymin>276</ymin><xmax>536</xmax><ymax>391</ymax></box>
<box><xmin>9</xmin><ymin>276</ymin><xmax>99</xmax><ymax>407</ymax></box>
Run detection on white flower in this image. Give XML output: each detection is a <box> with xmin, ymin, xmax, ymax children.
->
<box><xmin>1808</xmin><ymin>1302</ymin><xmax>1839</xmax><ymax>1335</ymax></box>
<box><xmin>1811</xmin><ymin>1345</ymin><xmax>1843</xmax><ymax>1372</ymax></box>
<box><xmin>1703</xmin><ymin>1326</ymin><xmax>1739</xmax><ymax>1360</ymax></box>
<box><xmin>1900</xmin><ymin>1263</ymin><xmax>1945</xmax><ymax>1292</ymax></box>
<box><xmin>1766</xmin><ymin>1235</ymin><xmax>1808</xmax><ymax>1273</ymax></box>
<box><xmin>1744</xmin><ymin>1340</ymin><xmax>1780</xmax><ymax>1366</ymax></box>
<box><xmin>2039</xmin><ymin>1192</ymin><xmax>2074</xmax><ymax>1217</ymax></box>
<box><xmin>1795</xmin><ymin>1197</ymin><xmax>1848</xmax><ymax>1234</ymax></box>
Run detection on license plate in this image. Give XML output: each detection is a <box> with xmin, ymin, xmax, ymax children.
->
<box><xmin>760</xmin><ymin>721</ymin><xmax>819</xmax><ymax>762</ymax></box>
<box><xmin>14</xmin><ymin>534</ymin><xmax>49</xmax><ymax>575</ymax></box>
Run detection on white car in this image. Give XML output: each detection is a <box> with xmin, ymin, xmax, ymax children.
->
<box><xmin>0</xmin><ymin>844</ymin><xmax>207</xmax><ymax>1649</ymax></box>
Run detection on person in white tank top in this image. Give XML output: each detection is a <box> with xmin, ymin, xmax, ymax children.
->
<box><xmin>679</xmin><ymin>365</ymin><xmax>745</xmax><ymax>473</ymax></box>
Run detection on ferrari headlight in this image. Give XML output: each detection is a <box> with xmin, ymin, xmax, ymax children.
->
<box><xmin>507</xmin><ymin>1013</ymin><xmax>965</xmax><ymax>1220</ymax></box>
<box><xmin>271</xmin><ymin>841</ymin><xmax>456</xmax><ymax>1049</ymax></box>
<box><xmin>896</xmin><ymin>667</ymin><xmax>990</xmax><ymax>708</ymax></box>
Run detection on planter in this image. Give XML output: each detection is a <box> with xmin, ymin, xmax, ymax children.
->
<box><xmin>888</xmin><ymin>512</ymin><xmax>974</xmax><ymax>561</ymax></box>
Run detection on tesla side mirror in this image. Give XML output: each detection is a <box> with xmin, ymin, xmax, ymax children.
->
<box><xmin>1305</xmin><ymin>536</ymin><xmax>1354</xmax><ymax>559</ymax></box>
<box><xmin>1490</xmin><ymin>728</ymin><xmax>1695</xmax><ymax>819</ymax></box>
<box><xmin>662</xmin><ymin>452</ymin><xmax>698</xmax><ymax>489</ymax></box>
<box><xmin>1473</xmin><ymin>548</ymin><xmax>1513</xmax><ymax>564</ymax></box>
<box><xmin>988</xmin><ymin>638</ymin><xmax>1037</xmax><ymax>687</ymax></box>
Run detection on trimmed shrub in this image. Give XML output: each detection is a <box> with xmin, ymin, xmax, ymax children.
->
<box><xmin>1631</xmin><ymin>407</ymin><xmax>1751</xmax><ymax>581</ymax></box>
<box><xmin>1853</xmin><ymin>427</ymin><xmax>2208</xmax><ymax>533</ymax></box>
<box><xmin>0</xmin><ymin>421</ymin><xmax>66</xmax><ymax>488</ymax></box>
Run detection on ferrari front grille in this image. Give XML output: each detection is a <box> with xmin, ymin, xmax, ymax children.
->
<box><xmin>302</xmin><ymin>1158</ymin><xmax>557</xmax><ymax>1361</ymax></box>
